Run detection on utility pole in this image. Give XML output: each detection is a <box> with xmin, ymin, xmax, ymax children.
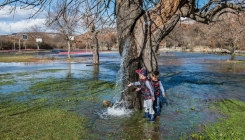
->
<box><xmin>19</xmin><ymin>37</ymin><xmax>22</xmax><ymax>52</ymax></box>
<box><xmin>19</xmin><ymin>34</ymin><xmax>28</xmax><ymax>52</ymax></box>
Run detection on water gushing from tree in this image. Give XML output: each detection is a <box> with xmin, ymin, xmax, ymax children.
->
<box><xmin>103</xmin><ymin>39</ymin><xmax>132</xmax><ymax>117</ymax></box>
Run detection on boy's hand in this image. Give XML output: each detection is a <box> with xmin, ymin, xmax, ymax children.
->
<box><xmin>135</xmin><ymin>88</ymin><xmax>140</xmax><ymax>91</ymax></box>
<box><xmin>152</xmin><ymin>97</ymin><xmax>155</xmax><ymax>101</ymax></box>
<box><xmin>162</xmin><ymin>93</ymin><xmax>165</xmax><ymax>97</ymax></box>
<box><xmin>128</xmin><ymin>83</ymin><xmax>132</xmax><ymax>87</ymax></box>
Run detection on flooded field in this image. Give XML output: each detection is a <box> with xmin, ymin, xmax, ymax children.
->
<box><xmin>0</xmin><ymin>52</ymin><xmax>245</xmax><ymax>139</ymax></box>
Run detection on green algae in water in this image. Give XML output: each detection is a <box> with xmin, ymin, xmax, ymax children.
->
<box><xmin>191</xmin><ymin>99</ymin><xmax>245</xmax><ymax>139</ymax></box>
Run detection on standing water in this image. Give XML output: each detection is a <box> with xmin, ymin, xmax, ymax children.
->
<box><xmin>0</xmin><ymin>52</ymin><xmax>245</xmax><ymax>139</ymax></box>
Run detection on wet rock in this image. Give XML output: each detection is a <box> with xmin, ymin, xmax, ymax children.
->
<box><xmin>102</xmin><ymin>100</ymin><xmax>113</xmax><ymax>107</ymax></box>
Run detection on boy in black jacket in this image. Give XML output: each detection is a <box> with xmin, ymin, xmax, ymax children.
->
<box><xmin>150</xmin><ymin>71</ymin><xmax>165</xmax><ymax>116</ymax></box>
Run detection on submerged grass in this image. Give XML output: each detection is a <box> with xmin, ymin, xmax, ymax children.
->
<box><xmin>28</xmin><ymin>77</ymin><xmax>115</xmax><ymax>101</ymax></box>
<box><xmin>191</xmin><ymin>99</ymin><xmax>245</xmax><ymax>139</ymax></box>
<box><xmin>0</xmin><ymin>80</ymin><xmax>16</xmax><ymax>87</ymax></box>
<box><xmin>0</xmin><ymin>101</ymin><xmax>90</xmax><ymax>140</ymax></box>
<box><xmin>106</xmin><ymin>111</ymin><xmax>166</xmax><ymax>140</ymax></box>
<box><xmin>0</xmin><ymin>69</ymin><xmax>116</xmax><ymax>140</ymax></box>
<box><xmin>38</xmin><ymin>69</ymin><xmax>65</xmax><ymax>73</ymax></box>
<box><xmin>0</xmin><ymin>74</ymin><xmax>16</xmax><ymax>87</ymax></box>
<box><xmin>0</xmin><ymin>73</ymin><xmax>13</xmax><ymax>79</ymax></box>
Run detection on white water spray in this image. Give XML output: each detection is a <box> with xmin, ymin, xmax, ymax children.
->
<box><xmin>102</xmin><ymin>39</ymin><xmax>133</xmax><ymax>117</ymax></box>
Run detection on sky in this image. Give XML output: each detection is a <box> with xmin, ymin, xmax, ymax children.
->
<box><xmin>0</xmin><ymin>0</ymin><xmax>209</xmax><ymax>35</ymax></box>
<box><xmin>0</xmin><ymin>5</ymin><xmax>48</xmax><ymax>35</ymax></box>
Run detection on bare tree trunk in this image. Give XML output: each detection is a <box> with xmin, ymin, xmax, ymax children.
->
<box><xmin>67</xmin><ymin>40</ymin><xmax>71</xmax><ymax>59</ymax></box>
<box><xmin>89</xmin><ymin>22</ymin><xmax>100</xmax><ymax>64</ymax></box>
<box><xmin>92</xmin><ymin>31</ymin><xmax>99</xmax><ymax>64</ymax></box>
<box><xmin>231</xmin><ymin>38</ymin><xmax>238</xmax><ymax>56</ymax></box>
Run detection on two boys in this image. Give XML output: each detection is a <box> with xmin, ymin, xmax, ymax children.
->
<box><xmin>128</xmin><ymin>69</ymin><xmax>165</xmax><ymax>122</ymax></box>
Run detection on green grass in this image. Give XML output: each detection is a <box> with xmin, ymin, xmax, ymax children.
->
<box><xmin>0</xmin><ymin>52</ymin><xmax>85</xmax><ymax>62</ymax></box>
<box><xmin>0</xmin><ymin>102</ymin><xmax>89</xmax><ymax>140</ymax></box>
<box><xmin>0</xmin><ymin>53</ymin><xmax>40</xmax><ymax>62</ymax></box>
<box><xmin>0</xmin><ymin>72</ymin><xmax>116</xmax><ymax>140</ymax></box>
<box><xmin>191</xmin><ymin>99</ymin><xmax>245</xmax><ymax>139</ymax></box>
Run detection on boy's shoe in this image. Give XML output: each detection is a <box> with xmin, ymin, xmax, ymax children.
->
<box><xmin>143</xmin><ymin>112</ymin><xmax>150</xmax><ymax>118</ymax></box>
<box><xmin>148</xmin><ymin>114</ymin><xmax>155</xmax><ymax>122</ymax></box>
<box><xmin>155</xmin><ymin>112</ymin><xmax>160</xmax><ymax>116</ymax></box>
<box><xmin>154</xmin><ymin>106</ymin><xmax>161</xmax><ymax>116</ymax></box>
<box><xmin>155</xmin><ymin>108</ymin><xmax>161</xmax><ymax>116</ymax></box>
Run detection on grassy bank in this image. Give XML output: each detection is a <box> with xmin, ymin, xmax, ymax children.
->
<box><xmin>0</xmin><ymin>52</ymin><xmax>88</xmax><ymax>62</ymax></box>
<box><xmin>0</xmin><ymin>52</ymin><xmax>44</xmax><ymax>62</ymax></box>
<box><xmin>191</xmin><ymin>99</ymin><xmax>245</xmax><ymax>139</ymax></box>
<box><xmin>0</xmin><ymin>102</ymin><xmax>89</xmax><ymax>140</ymax></box>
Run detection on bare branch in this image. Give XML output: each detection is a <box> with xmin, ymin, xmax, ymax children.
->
<box><xmin>179</xmin><ymin>0</ymin><xmax>245</xmax><ymax>24</ymax></box>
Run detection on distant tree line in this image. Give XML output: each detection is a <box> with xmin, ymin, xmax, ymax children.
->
<box><xmin>162</xmin><ymin>13</ymin><xmax>245</xmax><ymax>53</ymax></box>
<box><xmin>0</xmin><ymin>28</ymin><xmax>117</xmax><ymax>51</ymax></box>
<box><xmin>1</xmin><ymin>13</ymin><xmax>244</xmax><ymax>54</ymax></box>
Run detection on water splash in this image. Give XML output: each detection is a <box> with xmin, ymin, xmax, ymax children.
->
<box><xmin>102</xmin><ymin>39</ymin><xmax>133</xmax><ymax>117</ymax></box>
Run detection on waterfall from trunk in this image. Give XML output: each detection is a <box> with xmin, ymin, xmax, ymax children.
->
<box><xmin>102</xmin><ymin>39</ymin><xmax>132</xmax><ymax>117</ymax></box>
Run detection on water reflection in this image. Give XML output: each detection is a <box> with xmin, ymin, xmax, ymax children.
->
<box><xmin>67</xmin><ymin>62</ymin><xmax>72</xmax><ymax>78</ymax></box>
<box><xmin>143</xmin><ymin>122</ymin><xmax>160</xmax><ymax>139</ymax></box>
<box><xmin>93</xmin><ymin>64</ymin><xmax>99</xmax><ymax>80</ymax></box>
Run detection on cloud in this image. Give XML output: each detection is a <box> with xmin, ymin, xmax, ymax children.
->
<box><xmin>0</xmin><ymin>6</ymin><xmax>47</xmax><ymax>35</ymax></box>
<box><xmin>0</xmin><ymin>18</ymin><xmax>47</xmax><ymax>34</ymax></box>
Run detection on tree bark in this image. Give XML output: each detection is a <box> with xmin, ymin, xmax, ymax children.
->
<box><xmin>67</xmin><ymin>39</ymin><xmax>71</xmax><ymax>59</ymax></box>
<box><xmin>91</xmin><ymin>31</ymin><xmax>99</xmax><ymax>64</ymax></box>
<box><xmin>89</xmin><ymin>23</ymin><xmax>100</xmax><ymax>64</ymax></box>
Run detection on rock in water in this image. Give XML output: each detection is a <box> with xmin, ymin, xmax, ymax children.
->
<box><xmin>103</xmin><ymin>100</ymin><xmax>113</xmax><ymax>107</ymax></box>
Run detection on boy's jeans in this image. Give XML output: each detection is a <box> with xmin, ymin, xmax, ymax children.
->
<box><xmin>154</xmin><ymin>96</ymin><xmax>160</xmax><ymax>110</ymax></box>
<box><xmin>144</xmin><ymin>99</ymin><xmax>155</xmax><ymax>115</ymax></box>
<box><xmin>154</xmin><ymin>96</ymin><xmax>161</xmax><ymax>115</ymax></box>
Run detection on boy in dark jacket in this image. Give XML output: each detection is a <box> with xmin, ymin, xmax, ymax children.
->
<box><xmin>128</xmin><ymin>69</ymin><xmax>155</xmax><ymax>122</ymax></box>
<box><xmin>150</xmin><ymin>71</ymin><xmax>165</xmax><ymax>116</ymax></box>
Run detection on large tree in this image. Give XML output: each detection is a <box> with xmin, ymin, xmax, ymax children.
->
<box><xmin>115</xmin><ymin>0</ymin><xmax>245</xmax><ymax>109</ymax></box>
<box><xmin>1</xmin><ymin>0</ymin><xmax>244</xmax><ymax>109</ymax></box>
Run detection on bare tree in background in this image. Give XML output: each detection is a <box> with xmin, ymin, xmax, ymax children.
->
<box><xmin>1</xmin><ymin>0</ymin><xmax>245</xmax><ymax>109</ymax></box>
<box><xmin>211</xmin><ymin>13</ymin><xmax>245</xmax><ymax>55</ymax></box>
<box><xmin>82</xmin><ymin>8</ymin><xmax>100</xmax><ymax>64</ymax></box>
<box><xmin>79</xmin><ymin>1</ymin><xmax>115</xmax><ymax>64</ymax></box>
<box><xmin>46</xmin><ymin>0</ymin><xmax>82</xmax><ymax>59</ymax></box>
